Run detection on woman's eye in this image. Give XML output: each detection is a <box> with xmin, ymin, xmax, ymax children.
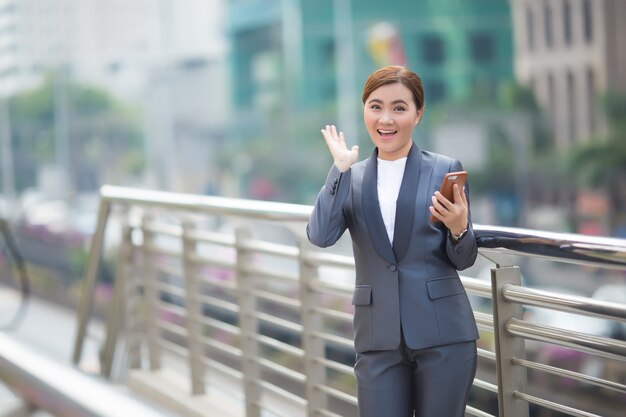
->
<box><xmin>394</xmin><ymin>106</ymin><xmax>406</xmax><ymax>112</ymax></box>
<box><xmin>370</xmin><ymin>104</ymin><xmax>380</xmax><ymax>110</ymax></box>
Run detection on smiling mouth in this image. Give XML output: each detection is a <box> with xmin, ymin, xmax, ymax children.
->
<box><xmin>377</xmin><ymin>129</ymin><xmax>397</xmax><ymax>138</ymax></box>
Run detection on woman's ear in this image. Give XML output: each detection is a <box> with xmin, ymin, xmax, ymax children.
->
<box><xmin>415</xmin><ymin>108</ymin><xmax>424</xmax><ymax>125</ymax></box>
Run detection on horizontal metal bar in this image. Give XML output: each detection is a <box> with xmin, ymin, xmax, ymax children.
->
<box><xmin>465</xmin><ymin>405</ymin><xmax>496</xmax><ymax>417</ymax></box>
<box><xmin>474</xmin><ymin>225</ymin><xmax>626</xmax><ymax>269</ymax></box>
<box><xmin>250</xmin><ymin>401</ymin><xmax>292</xmax><ymax>417</ymax></box>
<box><xmin>474</xmin><ymin>311</ymin><xmax>494</xmax><ymax>331</ymax></box>
<box><xmin>155</xmin><ymin>281</ymin><xmax>186</xmax><ymax>298</ymax></box>
<box><xmin>477</xmin><ymin>348</ymin><xmax>496</xmax><ymax>361</ymax></box>
<box><xmin>254</xmin><ymin>357</ymin><xmax>306</xmax><ymax>383</ymax></box>
<box><xmin>157</xmin><ymin>320</ymin><xmax>186</xmax><ymax>338</ymax></box>
<box><xmin>254</xmin><ymin>334</ymin><xmax>305</xmax><ymax>358</ymax></box>
<box><xmin>142</xmin><ymin>221</ymin><xmax>182</xmax><ymax>237</ymax></box>
<box><xmin>144</xmin><ymin>243</ymin><xmax>182</xmax><ymax>258</ymax></box>
<box><xmin>302</xmin><ymin>251</ymin><xmax>355</xmax><ymax>268</ymax></box>
<box><xmin>251</xmin><ymin>288</ymin><xmax>302</xmax><ymax>309</ymax></box>
<box><xmin>192</xmin><ymin>272</ymin><xmax>237</xmax><ymax>291</ymax></box>
<box><xmin>201</xmin><ymin>356</ymin><xmax>243</xmax><ymax>381</ymax></box>
<box><xmin>513</xmin><ymin>391</ymin><xmax>601</xmax><ymax>417</ymax></box>
<box><xmin>185</xmin><ymin>229</ymin><xmax>235</xmax><ymax>246</ymax></box>
<box><xmin>200</xmin><ymin>336</ymin><xmax>242</xmax><ymax>359</ymax></box>
<box><xmin>313</xmin><ymin>357</ymin><xmax>354</xmax><ymax>376</ymax></box>
<box><xmin>197</xmin><ymin>294</ymin><xmax>240</xmax><ymax>314</ymax></box>
<box><xmin>253</xmin><ymin>312</ymin><xmax>303</xmax><ymax>333</ymax></box>
<box><xmin>240</xmin><ymin>264</ymin><xmax>299</xmax><ymax>282</ymax></box>
<box><xmin>102</xmin><ymin>185</ymin><xmax>313</xmax><ymax>221</ymax></box>
<box><xmin>472</xmin><ymin>378</ymin><xmax>498</xmax><ymax>394</ymax></box>
<box><xmin>310</xmin><ymin>306</ymin><xmax>352</xmax><ymax>323</ymax></box>
<box><xmin>0</xmin><ymin>334</ymin><xmax>173</xmax><ymax>417</ymax></box>
<box><xmin>511</xmin><ymin>357</ymin><xmax>626</xmax><ymax>394</ymax></box>
<box><xmin>157</xmin><ymin>338</ymin><xmax>188</xmax><ymax>359</ymax></box>
<box><xmin>101</xmin><ymin>186</ymin><xmax>626</xmax><ymax>268</ymax></box>
<box><xmin>254</xmin><ymin>379</ymin><xmax>308</xmax><ymax>406</ymax></box>
<box><xmin>311</xmin><ymin>331</ymin><xmax>354</xmax><ymax>349</ymax></box>
<box><xmin>314</xmin><ymin>384</ymin><xmax>358</xmax><ymax>406</ymax></box>
<box><xmin>187</xmin><ymin>253</ymin><xmax>236</xmax><ymax>270</ymax></box>
<box><xmin>307</xmin><ymin>278</ymin><xmax>352</xmax><ymax>298</ymax></box>
<box><xmin>151</xmin><ymin>261</ymin><xmax>184</xmax><ymax>279</ymax></box>
<box><xmin>461</xmin><ymin>276</ymin><xmax>492</xmax><ymax>298</ymax></box>
<box><xmin>239</xmin><ymin>238</ymin><xmax>300</xmax><ymax>258</ymax></box>
<box><xmin>506</xmin><ymin>318</ymin><xmax>626</xmax><ymax>361</ymax></box>
<box><xmin>155</xmin><ymin>301</ymin><xmax>186</xmax><ymax>320</ymax></box>
<box><xmin>315</xmin><ymin>409</ymin><xmax>344</xmax><ymax>417</ymax></box>
<box><xmin>502</xmin><ymin>284</ymin><xmax>626</xmax><ymax>322</ymax></box>
<box><xmin>198</xmin><ymin>316</ymin><xmax>241</xmax><ymax>337</ymax></box>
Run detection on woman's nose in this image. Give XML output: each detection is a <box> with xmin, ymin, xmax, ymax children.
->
<box><xmin>380</xmin><ymin>112</ymin><xmax>393</xmax><ymax>124</ymax></box>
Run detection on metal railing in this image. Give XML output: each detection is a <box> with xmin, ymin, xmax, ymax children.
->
<box><xmin>0</xmin><ymin>216</ymin><xmax>174</xmax><ymax>417</ymax></box>
<box><xmin>74</xmin><ymin>185</ymin><xmax>626</xmax><ymax>417</ymax></box>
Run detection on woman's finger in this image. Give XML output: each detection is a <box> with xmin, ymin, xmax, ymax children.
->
<box><xmin>434</xmin><ymin>191</ymin><xmax>454</xmax><ymax>209</ymax></box>
<box><xmin>452</xmin><ymin>184</ymin><xmax>465</xmax><ymax>207</ymax></box>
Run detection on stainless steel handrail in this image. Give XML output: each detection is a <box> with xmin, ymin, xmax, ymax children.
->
<box><xmin>0</xmin><ymin>333</ymin><xmax>173</xmax><ymax>417</ymax></box>
<box><xmin>75</xmin><ymin>186</ymin><xmax>626</xmax><ymax>363</ymax></box>
<box><xmin>93</xmin><ymin>185</ymin><xmax>626</xmax><ymax>267</ymax></box>
<box><xmin>69</xmin><ymin>185</ymin><xmax>626</xmax><ymax>417</ymax></box>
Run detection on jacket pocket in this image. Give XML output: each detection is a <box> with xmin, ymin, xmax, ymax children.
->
<box><xmin>352</xmin><ymin>285</ymin><xmax>372</xmax><ymax>305</ymax></box>
<box><xmin>427</xmin><ymin>276</ymin><xmax>464</xmax><ymax>300</ymax></box>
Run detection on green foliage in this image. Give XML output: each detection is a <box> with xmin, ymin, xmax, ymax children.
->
<box><xmin>568</xmin><ymin>93</ymin><xmax>626</xmax><ymax>186</ymax></box>
<box><xmin>567</xmin><ymin>93</ymin><xmax>626</xmax><ymax>231</ymax></box>
<box><xmin>8</xmin><ymin>74</ymin><xmax>144</xmax><ymax>192</ymax></box>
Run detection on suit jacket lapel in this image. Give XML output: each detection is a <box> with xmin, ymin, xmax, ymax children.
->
<box><xmin>362</xmin><ymin>149</ymin><xmax>397</xmax><ymax>265</ymax></box>
<box><xmin>392</xmin><ymin>144</ymin><xmax>421</xmax><ymax>261</ymax></box>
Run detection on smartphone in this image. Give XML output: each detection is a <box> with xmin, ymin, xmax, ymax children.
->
<box><xmin>429</xmin><ymin>171</ymin><xmax>468</xmax><ymax>222</ymax></box>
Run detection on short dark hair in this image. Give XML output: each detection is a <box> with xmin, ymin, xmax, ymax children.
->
<box><xmin>362</xmin><ymin>66</ymin><xmax>425</xmax><ymax>110</ymax></box>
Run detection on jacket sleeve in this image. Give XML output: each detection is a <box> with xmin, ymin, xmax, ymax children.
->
<box><xmin>306</xmin><ymin>164</ymin><xmax>351</xmax><ymax>248</ymax></box>
<box><xmin>445</xmin><ymin>160</ymin><xmax>478</xmax><ymax>270</ymax></box>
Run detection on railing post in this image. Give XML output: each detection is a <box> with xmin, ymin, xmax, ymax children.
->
<box><xmin>126</xmin><ymin>240</ymin><xmax>143</xmax><ymax>371</ymax></box>
<box><xmin>235</xmin><ymin>226</ymin><xmax>262</xmax><ymax>417</ymax></box>
<box><xmin>142</xmin><ymin>214</ymin><xmax>161</xmax><ymax>371</ymax></box>
<box><xmin>491</xmin><ymin>265</ymin><xmax>529</xmax><ymax>417</ymax></box>
<box><xmin>182</xmin><ymin>220</ymin><xmax>206</xmax><ymax>395</ymax></box>
<box><xmin>72</xmin><ymin>199</ymin><xmax>111</xmax><ymax>365</ymax></box>
<box><xmin>299</xmin><ymin>239</ymin><xmax>328</xmax><ymax>416</ymax></box>
<box><xmin>100</xmin><ymin>224</ymin><xmax>134</xmax><ymax>378</ymax></box>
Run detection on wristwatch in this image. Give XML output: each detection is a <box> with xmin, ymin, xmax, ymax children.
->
<box><xmin>450</xmin><ymin>227</ymin><xmax>468</xmax><ymax>243</ymax></box>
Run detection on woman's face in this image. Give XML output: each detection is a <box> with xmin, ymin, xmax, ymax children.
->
<box><xmin>363</xmin><ymin>82</ymin><xmax>422</xmax><ymax>160</ymax></box>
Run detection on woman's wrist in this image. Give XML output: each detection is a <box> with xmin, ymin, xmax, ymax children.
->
<box><xmin>449</xmin><ymin>225</ymin><xmax>468</xmax><ymax>238</ymax></box>
<box><xmin>334</xmin><ymin>160</ymin><xmax>352</xmax><ymax>172</ymax></box>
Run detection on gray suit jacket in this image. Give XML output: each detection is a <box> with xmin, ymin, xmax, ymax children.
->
<box><xmin>307</xmin><ymin>144</ymin><xmax>479</xmax><ymax>353</ymax></box>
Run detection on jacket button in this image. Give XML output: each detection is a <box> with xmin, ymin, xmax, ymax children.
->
<box><xmin>389</xmin><ymin>264</ymin><xmax>397</xmax><ymax>272</ymax></box>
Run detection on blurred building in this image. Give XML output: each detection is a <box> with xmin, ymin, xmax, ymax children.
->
<box><xmin>511</xmin><ymin>0</ymin><xmax>626</xmax><ymax>148</ymax></box>
<box><xmin>227</xmin><ymin>0</ymin><xmax>513</xmax><ymax>136</ymax></box>
<box><xmin>0</xmin><ymin>0</ymin><xmax>226</xmax><ymax>98</ymax></box>
<box><xmin>0</xmin><ymin>0</ymin><xmax>230</xmax><ymax>195</ymax></box>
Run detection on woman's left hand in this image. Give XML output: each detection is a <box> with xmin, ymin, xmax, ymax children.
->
<box><xmin>429</xmin><ymin>184</ymin><xmax>468</xmax><ymax>236</ymax></box>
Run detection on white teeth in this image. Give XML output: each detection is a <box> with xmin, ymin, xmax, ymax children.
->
<box><xmin>378</xmin><ymin>129</ymin><xmax>396</xmax><ymax>134</ymax></box>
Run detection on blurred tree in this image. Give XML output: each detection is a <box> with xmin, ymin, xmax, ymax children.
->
<box><xmin>7</xmin><ymin>73</ymin><xmax>144</xmax><ymax>192</ymax></box>
<box><xmin>568</xmin><ymin>93</ymin><xmax>626</xmax><ymax>234</ymax></box>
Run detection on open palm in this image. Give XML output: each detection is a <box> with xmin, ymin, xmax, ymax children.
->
<box><xmin>321</xmin><ymin>125</ymin><xmax>359</xmax><ymax>172</ymax></box>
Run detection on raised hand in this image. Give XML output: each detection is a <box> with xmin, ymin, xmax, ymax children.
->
<box><xmin>321</xmin><ymin>125</ymin><xmax>359</xmax><ymax>172</ymax></box>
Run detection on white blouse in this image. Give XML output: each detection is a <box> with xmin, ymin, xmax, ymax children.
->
<box><xmin>377</xmin><ymin>157</ymin><xmax>407</xmax><ymax>244</ymax></box>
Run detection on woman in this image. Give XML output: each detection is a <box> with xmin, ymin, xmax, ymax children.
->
<box><xmin>307</xmin><ymin>66</ymin><xmax>479</xmax><ymax>417</ymax></box>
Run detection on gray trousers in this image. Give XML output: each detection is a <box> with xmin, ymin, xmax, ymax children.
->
<box><xmin>355</xmin><ymin>336</ymin><xmax>477</xmax><ymax>417</ymax></box>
